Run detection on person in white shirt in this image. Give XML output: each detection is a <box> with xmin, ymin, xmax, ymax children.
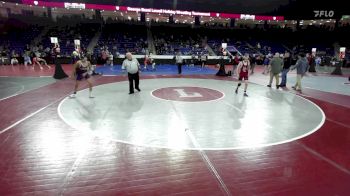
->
<box><xmin>23</xmin><ymin>52</ymin><xmax>32</xmax><ymax>66</ymax></box>
<box><xmin>10</xmin><ymin>58</ymin><xmax>18</xmax><ymax>65</ymax></box>
<box><xmin>122</xmin><ymin>53</ymin><xmax>141</xmax><ymax>94</ymax></box>
<box><xmin>201</xmin><ymin>53</ymin><xmax>208</xmax><ymax>68</ymax></box>
<box><xmin>10</xmin><ymin>50</ymin><xmax>19</xmax><ymax>65</ymax></box>
<box><xmin>108</xmin><ymin>53</ymin><xmax>114</xmax><ymax>66</ymax></box>
<box><xmin>174</xmin><ymin>50</ymin><xmax>184</xmax><ymax>74</ymax></box>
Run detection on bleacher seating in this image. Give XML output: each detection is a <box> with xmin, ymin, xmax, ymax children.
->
<box><xmin>40</xmin><ymin>23</ymin><xmax>98</xmax><ymax>57</ymax></box>
<box><xmin>96</xmin><ymin>23</ymin><xmax>148</xmax><ymax>55</ymax></box>
<box><xmin>2</xmin><ymin>15</ymin><xmax>350</xmax><ymax>63</ymax></box>
<box><xmin>0</xmin><ymin>23</ymin><xmax>43</xmax><ymax>55</ymax></box>
<box><xmin>152</xmin><ymin>25</ymin><xmax>206</xmax><ymax>55</ymax></box>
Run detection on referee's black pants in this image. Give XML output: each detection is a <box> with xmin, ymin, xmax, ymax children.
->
<box><xmin>128</xmin><ymin>72</ymin><xmax>139</xmax><ymax>93</ymax></box>
<box><xmin>177</xmin><ymin>63</ymin><xmax>183</xmax><ymax>74</ymax></box>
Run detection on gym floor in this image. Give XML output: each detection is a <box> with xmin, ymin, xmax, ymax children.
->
<box><xmin>0</xmin><ymin>64</ymin><xmax>349</xmax><ymax>195</ymax></box>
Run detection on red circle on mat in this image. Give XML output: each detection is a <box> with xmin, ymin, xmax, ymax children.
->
<box><xmin>152</xmin><ymin>87</ymin><xmax>224</xmax><ymax>102</ymax></box>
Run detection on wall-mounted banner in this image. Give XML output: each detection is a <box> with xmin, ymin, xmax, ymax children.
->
<box><xmin>64</xmin><ymin>2</ymin><xmax>85</xmax><ymax>9</ymax></box>
<box><xmin>21</xmin><ymin>0</ymin><xmax>284</xmax><ymax>21</ymax></box>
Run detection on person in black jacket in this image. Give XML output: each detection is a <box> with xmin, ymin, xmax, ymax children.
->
<box><xmin>250</xmin><ymin>54</ymin><xmax>256</xmax><ymax>74</ymax></box>
<box><xmin>308</xmin><ymin>54</ymin><xmax>316</xmax><ymax>72</ymax></box>
<box><xmin>52</xmin><ymin>44</ymin><xmax>68</xmax><ymax>79</ymax></box>
<box><xmin>216</xmin><ymin>50</ymin><xmax>230</xmax><ymax>76</ymax></box>
<box><xmin>279</xmin><ymin>52</ymin><xmax>291</xmax><ymax>87</ymax></box>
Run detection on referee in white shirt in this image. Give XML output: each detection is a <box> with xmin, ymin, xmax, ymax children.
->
<box><xmin>122</xmin><ymin>53</ymin><xmax>141</xmax><ymax>94</ymax></box>
<box><xmin>174</xmin><ymin>50</ymin><xmax>184</xmax><ymax>74</ymax></box>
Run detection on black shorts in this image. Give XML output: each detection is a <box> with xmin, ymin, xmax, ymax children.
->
<box><xmin>76</xmin><ymin>72</ymin><xmax>91</xmax><ymax>81</ymax></box>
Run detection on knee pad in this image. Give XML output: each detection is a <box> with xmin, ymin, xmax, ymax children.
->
<box><xmin>238</xmin><ymin>83</ymin><xmax>241</xmax><ymax>87</ymax></box>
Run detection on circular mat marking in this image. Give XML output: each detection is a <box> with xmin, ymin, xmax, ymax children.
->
<box><xmin>58</xmin><ymin>78</ymin><xmax>325</xmax><ymax>150</ymax></box>
<box><xmin>152</xmin><ymin>87</ymin><xmax>224</xmax><ymax>102</ymax></box>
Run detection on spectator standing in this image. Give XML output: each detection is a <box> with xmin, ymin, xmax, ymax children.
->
<box><xmin>291</xmin><ymin>53</ymin><xmax>309</xmax><ymax>92</ymax></box>
<box><xmin>262</xmin><ymin>56</ymin><xmax>270</xmax><ymax>74</ymax></box>
<box><xmin>267</xmin><ymin>53</ymin><xmax>283</xmax><ymax>89</ymax></box>
<box><xmin>201</xmin><ymin>53</ymin><xmax>208</xmax><ymax>68</ymax></box>
<box><xmin>279</xmin><ymin>52</ymin><xmax>292</xmax><ymax>87</ymax></box>
<box><xmin>250</xmin><ymin>54</ymin><xmax>256</xmax><ymax>74</ymax></box>
<box><xmin>175</xmin><ymin>51</ymin><xmax>184</xmax><ymax>74</ymax></box>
